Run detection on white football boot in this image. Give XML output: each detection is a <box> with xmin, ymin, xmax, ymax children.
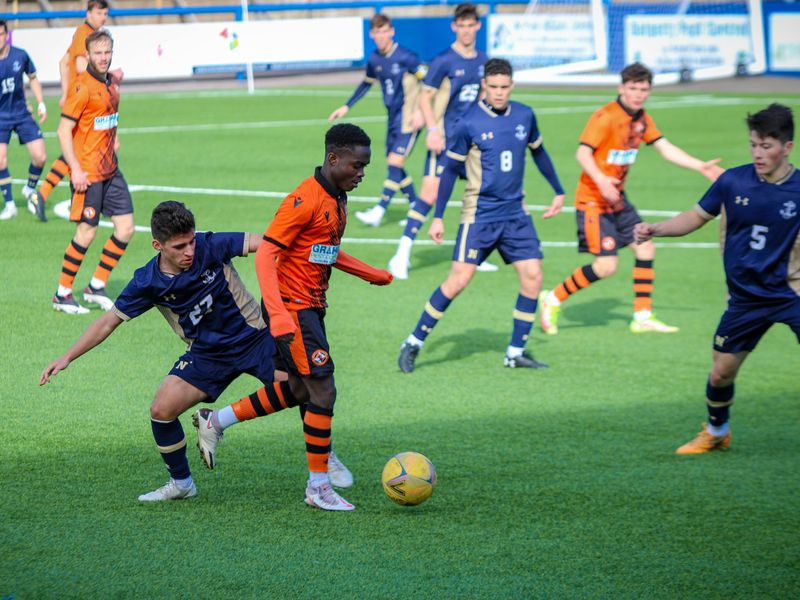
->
<box><xmin>328</xmin><ymin>451</ymin><xmax>353</xmax><ymax>488</ymax></box>
<box><xmin>138</xmin><ymin>479</ymin><xmax>197</xmax><ymax>502</ymax></box>
<box><xmin>192</xmin><ymin>408</ymin><xmax>222</xmax><ymax>470</ymax></box>
<box><xmin>305</xmin><ymin>480</ymin><xmax>355</xmax><ymax>511</ymax></box>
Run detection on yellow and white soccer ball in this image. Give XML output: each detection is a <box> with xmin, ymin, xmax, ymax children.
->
<box><xmin>381</xmin><ymin>451</ymin><xmax>436</xmax><ymax>506</ymax></box>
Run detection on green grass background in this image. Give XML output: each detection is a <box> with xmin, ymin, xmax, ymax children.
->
<box><xmin>1</xmin><ymin>85</ymin><xmax>798</xmax><ymax>599</ymax></box>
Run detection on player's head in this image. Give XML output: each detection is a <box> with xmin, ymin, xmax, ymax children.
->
<box><xmin>323</xmin><ymin>124</ymin><xmax>372</xmax><ymax>192</ymax></box>
<box><xmin>0</xmin><ymin>20</ymin><xmax>8</xmax><ymax>45</ymax></box>
<box><xmin>618</xmin><ymin>62</ymin><xmax>653</xmax><ymax>111</ymax></box>
<box><xmin>151</xmin><ymin>201</ymin><xmax>197</xmax><ymax>271</ymax></box>
<box><xmin>747</xmin><ymin>103</ymin><xmax>794</xmax><ymax>179</ymax></box>
<box><xmin>482</xmin><ymin>58</ymin><xmax>514</xmax><ymax>110</ymax></box>
<box><xmin>370</xmin><ymin>14</ymin><xmax>395</xmax><ymax>53</ymax></box>
<box><xmin>452</xmin><ymin>3</ymin><xmax>481</xmax><ymax>47</ymax></box>
<box><xmin>85</xmin><ymin>29</ymin><xmax>114</xmax><ymax>75</ymax></box>
<box><xmin>86</xmin><ymin>0</ymin><xmax>109</xmax><ymax>30</ymax></box>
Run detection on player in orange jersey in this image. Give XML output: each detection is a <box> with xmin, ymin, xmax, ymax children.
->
<box><xmin>539</xmin><ymin>62</ymin><xmax>724</xmax><ymax>335</ymax></box>
<box><xmin>53</xmin><ymin>29</ymin><xmax>133</xmax><ymax>315</ymax></box>
<box><xmin>255</xmin><ymin>123</ymin><xmax>393</xmax><ymax>511</ymax></box>
<box><xmin>25</xmin><ymin>0</ymin><xmax>109</xmax><ymax>218</ymax></box>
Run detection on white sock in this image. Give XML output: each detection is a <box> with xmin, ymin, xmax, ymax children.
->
<box><xmin>707</xmin><ymin>422</ymin><xmax>730</xmax><ymax>437</ymax></box>
<box><xmin>547</xmin><ymin>290</ymin><xmax>561</xmax><ymax>305</ymax></box>
<box><xmin>633</xmin><ymin>310</ymin><xmax>652</xmax><ymax>321</ymax></box>
<box><xmin>405</xmin><ymin>334</ymin><xmax>424</xmax><ymax>348</ymax></box>
<box><xmin>174</xmin><ymin>476</ymin><xmax>193</xmax><ymax>488</ymax></box>
<box><xmin>373</xmin><ymin>205</ymin><xmax>386</xmax><ymax>217</ymax></box>
<box><xmin>57</xmin><ymin>285</ymin><xmax>72</xmax><ymax>297</ymax></box>
<box><xmin>89</xmin><ymin>277</ymin><xmax>106</xmax><ymax>290</ymax></box>
<box><xmin>216</xmin><ymin>405</ymin><xmax>239</xmax><ymax>432</ymax></box>
<box><xmin>506</xmin><ymin>346</ymin><xmax>524</xmax><ymax>358</ymax></box>
<box><xmin>308</xmin><ymin>471</ymin><xmax>329</xmax><ymax>486</ymax></box>
<box><xmin>397</xmin><ymin>235</ymin><xmax>413</xmax><ymax>256</ymax></box>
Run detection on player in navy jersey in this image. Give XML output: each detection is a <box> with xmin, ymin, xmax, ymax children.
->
<box><xmin>634</xmin><ymin>103</ymin><xmax>800</xmax><ymax>454</ymax></box>
<box><xmin>329</xmin><ymin>13</ymin><xmax>427</xmax><ymax>227</ymax></box>
<box><xmin>388</xmin><ymin>3</ymin><xmax>497</xmax><ymax>280</ymax></box>
<box><xmin>38</xmin><ymin>201</ymin><xmax>336</xmax><ymax>501</ymax></box>
<box><xmin>0</xmin><ymin>20</ymin><xmax>47</xmax><ymax>221</ymax></box>
<box><xmin>398</xmin><ymin>59</ymin><xmax>565</xmax><ymax>372</ymax></box>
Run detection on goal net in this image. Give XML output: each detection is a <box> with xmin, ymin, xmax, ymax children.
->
<box><xmin>488</xmin><ymin>0</ymin><xmax>766</xmax><ymax>85</ymax></box>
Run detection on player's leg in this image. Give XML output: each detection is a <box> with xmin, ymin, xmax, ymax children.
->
<box><xmin>505</xmin><ymin>258</ymin><xmax>548</xmax><ymax>369</ymax></box>
<box><xmin>539</xmin><ymin>207</ymin><xmax>612</xmax><ymax>334</ymax></box>
<box><xmin>22</xmin><ymin>138</ymin><xmax>47</xmax><ymax>221</ymax></box>
<box><xmin>36</xmin><ymin>155</ymin><xmax>71</xmax><ymax>206</ymax></box>
<box><xmin>139</xmin><ymin>376</ymin><xmax>208</xmax><ymax>501</ymax></box>
<box><xmin>84</xmin><ymin>173</ymin><xmax>135</xmax><ymax>310</ymax></box>
<box><xmin>0</xmin><ymin>141</ymin><xmax>15</xmax><ymax>220</ymax></box>
<box><xmin>54</xmin><ymin>218</ymin><xmax>98</xmax><ymax>314</ymax></box>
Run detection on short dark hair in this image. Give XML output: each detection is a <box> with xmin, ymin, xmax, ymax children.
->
<box><xmin>86</xmin><ymin>28</ymin><xmax>113</xmax><ymax>51</ymax></box>
<box><xmin>151</xmin><ymin>201</ymin><xmax>195</xmax><ymax>243</ymax></box>
<box><xmin>87</xmin><ymin>0</ymin><xmax>109</xmax><ymax>11</ymax></box>
<box><xmin>0</xmin><ymin>20</ymin><xmax>8</xmax><ymax>34</ymax></box>
<box><xmin>454</xmin><ymin>3</ymin><xmax>479</xmax><ymax>22</ymax></box>
<box><xmin>620</xmin><ymin>62</ymin><xmax>653</xmax><ymax>85</ymax></box>
<box><xmin>484</xmin><ymin>58</ymin><xmax>512</xmax><ymax>78</ymax></box>
<box><xmin>371</xmin><ymin>13</ymin><xmax>391</xmax><ymax>29</ymax></box>
<box><xmin>747</xmin><ymin>103</ymin><xmax>794</xmax><ymax>143</ymax></box>
<box><xmin>325</xmin><ymin>123</ymin><xmax>371</xmax><ymax>154</ymax></box>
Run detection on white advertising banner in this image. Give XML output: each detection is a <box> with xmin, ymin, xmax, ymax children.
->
<box><xmin>769</xmin><ymin>13</ymin><xmax>800</xmax><ymax>71</ymax></box>
<box><xmin>12</xmin><ymin>18</ymin><xmax>364</xmax><ymax>84</ymax></box>
<box><xmin>625</xmin><ymin>15</ymin><xmax>751</xmax><ymax>72</ymax></box>
<box><xmin>487</xmin><ymin>14</ymin><xmax>595</xmax><ymax>68</ymax></box>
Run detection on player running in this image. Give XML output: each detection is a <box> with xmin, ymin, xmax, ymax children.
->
<box><xmin>634</xmin><ymin>103</ymin><xmax>799</xmax><ymax>454</ymax></box>
<box><xmin>329</xmin><ymin>13</ymin><xmax>427</xmax><ymax>227</ymax></box>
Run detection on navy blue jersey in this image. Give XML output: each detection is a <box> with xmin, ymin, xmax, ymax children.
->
<box><xmin>0</xmin><ymin>46</ymin><xmax>36</xmax><ymax>120</ymax></box>
<box><xmin>697</xmin><ymin>164</ymin><xmax>800</xmax><ymax>304</ymax></box>
<box><xmin>446</xmin><ymin>100</ymin><xmax>543</xmax><ymax>224</ymax></box>
<box><xmin>113</xmin><ymin>232</ymin><xmax>266</xmax><ymax>357</ymax></box>
<box><xmin>423</xmin><ymin>46</ymin><xmax>487</xmax><ymax>140</ymax></box>
<box><xmin>365</xmin><ymin>43</ymin><xmax>426</xmax><ymax>126</ymax></box>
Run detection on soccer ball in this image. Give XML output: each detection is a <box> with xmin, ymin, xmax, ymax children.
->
<box><xmin>381</xmin><ymin>451</ymin><xmax>436</xmax><ymax>506</ymax></box>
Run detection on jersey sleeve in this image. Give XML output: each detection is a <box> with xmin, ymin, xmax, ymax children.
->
<box><xmin>643</xmin><ymin>113</ymin><xmax>663</xmax><ymax>145</ymax></box>
<box><xmin>578</xmin><ymin>109</ymin><xmax>608</xmax><ymax>150</ymax></box>
<box><xmin>696</xmin><ymin>173</ymin><xmax>729</xmax><ymax>219</ymax></box>
<box><xmin>112</xmin><ymin>276</ymin><xmax>154</xmax><ymax>321</ymax></box>
<box><xmin>264</xmin><ymin>192</ymin><xmax>314</xmax><ymax>249</ymax></box>
<box><xmin>364</xmin><ymin>58</ymin><xmax>377</xmax><ymax>83</ymax></box>
<box><xmin>61</xmin><ymin>81</ymin><xmax>89</xmax><ymax>121</ymax></box>
<box><xmin>528</xmin><ymin>109</ymin><xmax>543</xmax><ymax>150</ymax></box>
<box><xmin>23</xmin><ymin>51</ymin><xmax>36</xmax><ymax>76</ymax></box>
<box><xmin>444</xmin><ymin>120</ymin><xmax>471</xmax><ymax>162</ymax></box>
<box><xmin>68</xmin><ymin>28</ymin><xmax>87</xmax><ymax>61</ymax></box>
<box><xmin>407</xmin><ymin>51</ymin><xmax>428</xmax><ymax>80</ymax></box>
<box><xmin>204</xmin><ymin>231</ymin><xmax>249</xmax><ymax>263</ymax></box>
<box><xmin>422</xmin><ymin>54</ymin><xmax>448</xmax><ymax>91</ymax></box>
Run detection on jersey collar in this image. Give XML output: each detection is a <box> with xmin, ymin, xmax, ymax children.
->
<box><xmin>616</xmin><ymin>96</ymin><xmax>644</xmax><ymax>120</ymax></box>
<box><xmin>450</xmin><ymin>43</ymin><xmax>478</xmax><ymax>59</ymax></box>
<box><xmin>381</xmin><ymin>42</ymin><xmax>398</xmax><ymax>58</ymax></box>
<box><xmin>314</xmin><ymin>167</ymin><xmax>347</xmax><ymax>202</ymax></box>
<box><xmin>86</xmin><ymin>65</ymin><xmax>110</xmax><ymax>85</ymax></box>
<box><xmin>478</xmin><ymin>99</ymin><xmax>510</xmax><ymax>117</ymax></box>
<box><xmin>758</xmin><ymin>163</ymin><xmax>796</xmax><ymax>185</ymax></box>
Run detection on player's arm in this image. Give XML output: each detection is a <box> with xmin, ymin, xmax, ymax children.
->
<box><xmin>255</xmin><ymin>240</ymin><xmax>296</xmax><ymax>342</ymax></box>
<box><xmin>334</xmin><ymin>250</ymin><xmax>392</xmax><ymax>285</ymax></box>
<box><xmin>634</xmin><ymin>208</ymin><xmax>710</xmax><ymax>244</ymax></box>
<box><xmin>247</xmin><ymin>232</ymin><xmax>263</xmax><ymax>253</ymax></box>
<box><xmin>75</xmin><ymin>54</ymin><xmax>88</xmax><ymax>76</ymax></box>
<box><xmin>428</xmin><ymin>157</ymin><xmax>461</xmax><ymax>244</ymax></box>
<box><xmin>329</xmin><ymin>79</ymin><xmax>374</xmax><ymax>122</ymax></box>
<box><xmin>529</xmin><ymin>140</ymin><xmax>565</xmax><ymax>219</ymax></box>
<box><xmin>57</xmin><ymin>115</ymin><xmax>89</xmax><ymax>192</ymax></box>
<box><xmin>419</xmin><ymin>87</ymin><xmax>444</xmax><ymax>153</ymax></box>
<box><xmin>58</xmin><ymin>52</ymin><xmax>70</xmax><ymax>107</ymax></box>
<box><xmin>576</xmin><ymin>143</ymin><xmax>620</xmax><ymax>205</ymax></box>
<box><xmin>39</xmin><ymin>311</ymin><xmax>124</xmax><ymax>385</ymax></box>
<box><xmin>652</xmin><ymin>138</ymin><xmax>724</xmax><ymax>182</ymax></box>
<box><xmin>27</xmin><ymin>73</ymin><xmax>47</xmax><ymax>124</ymax></box>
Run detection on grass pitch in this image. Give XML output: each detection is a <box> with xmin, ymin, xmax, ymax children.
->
<box><xmin>1</xmin><ymin>84</ymin><xmax>798</xmax><ymax>599</ymax></box>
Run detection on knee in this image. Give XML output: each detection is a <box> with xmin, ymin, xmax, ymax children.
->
<box><xmin>441</xmin><ymin>278</ymin><xmax>467</xmax><ymax>298</ymax></box>
<box><xmin>116</xmin><ymin>223</ymin><xmax>135</xmax><ymax>243</ymax></box>
<box><xmin>0</xmin><ymin>155</ymin><xmax>7</xmax><ymax>170</ymax></box>
<box><xmin>32</xmin><ymin>149</ymin><xmax>46</xmax><ymax>166</ymax></box>
<box><xmin>521</xmin><ymin>270</ymin><xmax>542</xmax><ymax>296</ymax></box>
<box><xmin>592</xmin><ymin>260</ymin><xmax>617</xmax><ymax>278</ymax></box>
<box><xmin>150</xmin><ymin>398</ymin><xmax>178</xmax><ymax>422</ymax></box>
<box><xmin>709</xmin><ymin>366</ymin><xmax>736</xmax><ymax>387</ymax></box>
<box><xmin>309</xmin><ymin>383</ymin><xmax>336</xmax><ymax>412</ymax></box>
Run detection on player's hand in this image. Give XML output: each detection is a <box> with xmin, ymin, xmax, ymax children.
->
<box><xmin>542</xmin><ymin>194</ymin><xmax>565</xmax><ymax>219</ymax></box>
<box><xmin>428</xmin><ymin>217</ymin><xmax>445</xmax><ymax>244</ymax></box>
<box><xmin>426</xmin><ymin>128</ymin><xmax>445</xmax><ymax>154</ymax></box>
<box><xmin>369</xmin><ymin>270</ymin><xmax>393</xmax><ymax>286</ymax></box>
<box><xmin>109</xmin><ymin>68</ymin><xmax>124</xmax><ymax>85</ymax></box>
<box><xmin>597</xmin><ymin>175</ymin><xmax>621</xmax><ymax>205</ymax></box>
<box><xmin>411</xmin><ymin>109</ymin><xmax>425</xmax><ymax>131</ymax></box>
<box><xmin>328</xmin><ymin>105</ymin><xmax>349</xmax><ymax>122</ymax></box>
<box><xmin>39</xmin><ymin>357</ymin><xmax>70</xmax><ymax>386</ymax></box>
<box><xmin>71</xmin><ymin>168</ymin><xmax>90</xmax><ymax>193</ymax></box>
<box><xmin>633</xmin><ymin>222</ymin><xmax>656</xmax><ymax>244</ymax></box>
<box><xmin>37</xmin><ymin>102</ymin><xmax>47</xmax><ymax>124</ymax></box>
<box><xmin>700</xmin><ymin>158</ymin><xmax>724</xmax><ymax>182</ymax></box>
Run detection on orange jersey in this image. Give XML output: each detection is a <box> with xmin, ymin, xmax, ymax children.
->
<box><xmin>62</xmin><ymin>68</ymin><xmax>120</xmax><ymax>182</ymax></box>
<box><xmin>66</xmin><ymin>22</ymin><xmax>95</xmax><ymax>87</ymax></box>
<box><xmin>263</xmin><ymin>169</ymin><xmax>347</xmax><ymax>310</ymax></box>
<box><xmin>575</xmin><ymin>99</ymin><xmax>662</xmax><ymax>212</ymax></box>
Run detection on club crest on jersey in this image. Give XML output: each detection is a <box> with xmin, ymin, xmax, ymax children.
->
<box><xmin>308</xmin><ymin>243</ymin><xmax>339</xmax><ymax>265</ymax></box>
<box><xmin>515</xmin><ymin>125</ymin><xmax>527</xmax><ymax>141</ymax></box>
<box><xmin>391</xmin><ymin>63</ymin><xmax>401</xmax><ymax>75</ymax></box>
<box><xmin>311</xmin><ymin>349</ymin><xmax>329</xmax><ymax>366</ymax></box>
<box><xmin>12</xmin><ymin>61</ymin><xmax>20</xmax><ymax>72</ymax></box>
<box><xmin>201</xmin><ymin>269</ymin><xmax>216</xmax><ymax>284</ymax></box>
<box><xmin>780</xmin><ymin>200</ymin><xmax>797</xmax><ymax>219</ymax></box>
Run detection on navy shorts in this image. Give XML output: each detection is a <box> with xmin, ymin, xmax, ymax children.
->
<box><xmin>713</xmin><ymin>298</ymin><xmax>800</xmax><ymax>354</ymax></box>
<box><xmin>576</xmin><ymin>195</ymin><xmax>642</xmax><ymax>256</ymax></box>
<box><xmin>423</xmin><ymin>150</ymin><xmax>466</xmax><ymax>179</ymax></box>
<box><xmin>270</xmin><ymin>308</ymin><xmax>334</xmax><ymax>378</ymax></box>
<box><xmin>0</xmin><ymin>114</ymin><xmax>43</xmax><ymax>145</ymax></box>
<box><xmin>386</xmin><ymin>116</ymin><xmax>418</xmax><ymax>157</ymax></box>
<box><xmin>453</xmin><ymin>216</ymin><xmax>543</xmax><ymax>265</ymax></box>
<box><xmin>70</xmin><ymin>169</ymin><xmax>133</xmax><ymax>225</ymax></box>
<box><xmin>169</xmin><ymin>329</ymin><xmax>276</xmax><ymax>400</ymax></box>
